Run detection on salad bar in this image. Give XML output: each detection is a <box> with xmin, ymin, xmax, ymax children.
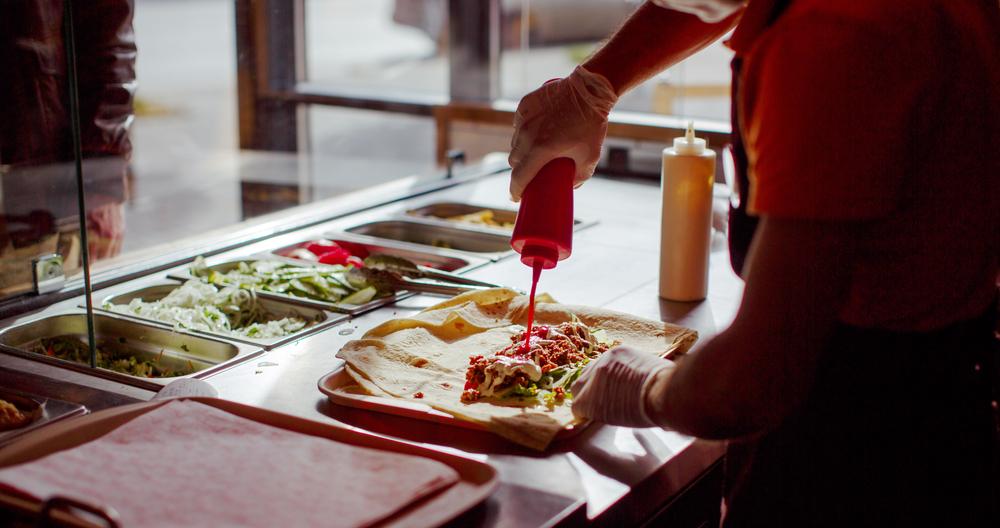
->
<box><xmin>0</xmin><ymin>161</ymin><xmax>744</xmax><ymax>527</ymax></box>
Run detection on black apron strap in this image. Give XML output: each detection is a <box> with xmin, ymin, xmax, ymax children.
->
<box><xmin>726</xmin><ymin>56</ymin><xmax>756</xmax><ymax>278</ymax></box>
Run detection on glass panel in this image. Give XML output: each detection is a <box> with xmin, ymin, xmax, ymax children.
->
<box><xmin>305</xmin><ymin>0</ymin><xmax>446</xmax><ymax>96</ymax></box>
<box><xmin>499</xmin><ymin>0</ymin><xmax>733</xmax><ymax>120</ymax></box>
<box><xmin>2</xmin><ymin>0</ymin><xmax>451</xmax><ymax>295</ymax></box>
<box><xmin>3</xmin><ymin>0</ymin><xmax>737</xmax><ymax>301</ymax></box>
<box><xmin>119</xmin><ymin>0</ymin><xmax>446</xmax><ymax>257</ymax></box>
<box><xmin>308</xmin><ymin>106</ymin><xmax>438</xmax><ymax>190</ymax></box>
<box><xmin>497</xmin><ymin>0</ymin><xmax>734</xmax><ymax>176</ymax></box>
<box><xmin>1</xmin><ymin>0</ymin><xmax>133</xmax><ymax>300</ymax></box>
<box><xmin>126</xmin><ymin>0</ymin><xmax>239</xmax><ymax>254</ymax></box>
<box><xmin>498</xmin><ymin>0</ymin><xmax>636</xmax><ymax>100</ymax></box>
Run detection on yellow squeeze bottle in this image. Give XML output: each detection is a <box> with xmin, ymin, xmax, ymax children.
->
<box><xmin>659</xmin><ymin>122</ymin><xmax>716</xmax><ymax>301</ymax></box>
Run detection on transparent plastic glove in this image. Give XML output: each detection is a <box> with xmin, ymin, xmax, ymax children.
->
<box><xmin>508</xmin><ymin>65</ymin><xmax>618</xmax><ymax>202</ymax></box>
<box><xmin>571</xmin><ymin>345</ymin><xmax>675</xmax><ymax>427</ymax></box>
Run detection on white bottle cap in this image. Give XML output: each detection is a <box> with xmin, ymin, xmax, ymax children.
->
<box><xmin>673</xmin><ymin>121</ymin><xmax>707</xmax><ymax>155</ymax></box>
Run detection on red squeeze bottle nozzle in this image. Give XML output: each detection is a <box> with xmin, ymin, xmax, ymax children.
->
<box><xmin>510</xmin><ymin>157</ymin><xmax>575</xmax><ymax>270</ymax></box>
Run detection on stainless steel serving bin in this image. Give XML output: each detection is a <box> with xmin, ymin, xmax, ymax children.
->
<box><xmin>0</xmin><ymin>312</ymin><xmax>263</xmax><ymax>391</ymax></box>
<box><xmin>403</xmin><ymin>202</ymin><xmax>594</xmax><ymax>231</ymax></box>
<box><xmin>344</xmin><ymin>219</ymin><xmax>515</xmax><ymax>259</ymax></box>
<box><xmin>98</xmin><ymin>282</ymin><xmax>343</xmax><ymax>348</ymax></box>
<box><xmin>0</xmin><ymin>387</ymin><xmax>88</xmax><ymax>446</ymax></box>
<box><xmin>406</xmin><ymin>203</ymin><xmax>519</xmax><ymax>229</ymax></box>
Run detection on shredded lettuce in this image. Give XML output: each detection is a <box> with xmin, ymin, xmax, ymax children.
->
<box><xmin>510</xmin><ymin>385</ymin><xmax>538</xmax><ymax>398</ymax></box>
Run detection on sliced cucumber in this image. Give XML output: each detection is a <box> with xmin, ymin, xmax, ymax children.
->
<box><xmin>340</xmin><ymin>286</ymin><xmax>377</xmax><ymax>306</ymax></box>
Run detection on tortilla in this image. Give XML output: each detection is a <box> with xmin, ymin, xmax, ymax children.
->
<box><xmin>336</xmin><ymin>288</ymin><xmax>698</xmax><ymax>450</ymax></box>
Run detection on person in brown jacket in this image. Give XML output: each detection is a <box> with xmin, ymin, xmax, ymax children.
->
<box><xmin>0</xmin><ymin>0</ymin><xmax>136</xmax><ymax>288</ymax></box>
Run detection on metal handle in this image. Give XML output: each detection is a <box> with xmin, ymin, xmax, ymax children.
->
<box><xmin>445</xmin><ymin>149</ymin><xmax>466</xmax><ymax>178</ymax></box>
<box><xmin>396</xmin><ymin>276</ymin><xmax>493</xmax><ymax>297</ymax></box>
<box><xmin>415</xmin><ymin>266</ymin><xmax>503</xmax><ymax>289</ymax></box>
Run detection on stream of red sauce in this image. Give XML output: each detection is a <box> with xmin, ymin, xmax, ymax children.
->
<box><xmin>519</xmin><ymin>261</ymin><xmax>543</xmax><ymax>353</ymax></box>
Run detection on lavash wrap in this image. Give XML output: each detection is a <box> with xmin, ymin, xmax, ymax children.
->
<box><xmin>336</xmin><ymin>288</ymin><xmax>698</xmax><ymax>450</ymax></box>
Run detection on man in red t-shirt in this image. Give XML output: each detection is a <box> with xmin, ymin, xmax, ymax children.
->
<box><xmin>508</xmin><ymin>1</ymin><xmax>1000</xmax><ymax>525</ymax></box>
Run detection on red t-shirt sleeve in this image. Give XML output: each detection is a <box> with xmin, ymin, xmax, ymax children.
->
<box><xmin>741</xmin><ymin>9</ymin><xmax>927</xmax><ymax>220</ymax></box>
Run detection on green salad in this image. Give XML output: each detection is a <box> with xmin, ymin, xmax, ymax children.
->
<box><xmin>35</xmin><ymin>336</ymin><xmax>194</xmax><ymax>378</ymax></box>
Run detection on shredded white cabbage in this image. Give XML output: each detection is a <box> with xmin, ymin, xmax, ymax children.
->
<box><xmin>106</xmin><ymin>280</ymin><xmax>307</xmax><ymax>339</ymax></box>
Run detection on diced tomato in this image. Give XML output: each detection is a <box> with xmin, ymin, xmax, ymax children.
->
<box><xmin>345</xmin><ymin>255</ymin><xmax>365</xmax><ymax>268</ymax></box>
<box><xmin>306</xmin><ymin>240</ymin><xmax>338</xmax><ymax>255</ymax></box>
<box><xmin>332</xmin><ymin>240</ymin><xmax>370</xmax><ymax>259</ymax></box>
<box><xmin>318</xmin><ymin>248</ymin><xmax>352</xmax><ymax>266</ymax></box>
<box><xmin>464</xmin><ymin>380</ymin><xmax>476</xmax><ymax>390</ymax></box>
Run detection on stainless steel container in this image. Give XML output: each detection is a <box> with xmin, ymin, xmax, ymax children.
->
<box><xmin>0</xmin><ymin>387</ymin><xmax>88</xmax><ymax>446</ymax></box>
<box><xmin>0</xmin><ymin>312</ymin><xmax>262</xmax><ymax>390</ymax></box>
<box><xmin>98</xmin><ymin>283</ymin><xmax>341</xmax><ymax>348</ymax></box>
<box><xmin>406</xmin><ymin>202</ymin><xmax>519</xmax><ymax>229</ymax></box>
<box><xmin>345</xmin><ymin>220</ymin><xmax>514</xmax><ymax>257</ymax></box>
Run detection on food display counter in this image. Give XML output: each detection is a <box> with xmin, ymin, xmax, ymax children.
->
<box><xmin>0</xmin><ymin>160</ymin><xmax>745</xmax><ymax>527</ymax></box>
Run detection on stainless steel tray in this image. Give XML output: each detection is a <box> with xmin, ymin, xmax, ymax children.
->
<box><xmin>0</xmin><ymin>388</ymin><xmax>88</xmax><ymax>447</ymax></box>
<box><xmin>0</xmin><ymin>312</ymin><xmax>263</xmax><ymax>391</ymax></box>
<box><xmin>166</xmin><ymin>259</ymin><xmax>405</xmax><ymax>315</ymax></box>
<box><xmin>97</xmin><ymin>282</ymin><xmax>342</xmax><ymax>349</ymax></box>
<box><xmin>0</xmin><ymin>398</ymin><xmax>500</xmax><ymax>528</ymax></box>
<box><xmin>344</xmin><ymin>219</ymin><xmax>514</xmax><ymax>259</ymax></box>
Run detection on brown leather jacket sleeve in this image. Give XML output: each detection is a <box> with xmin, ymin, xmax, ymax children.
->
<box><xmin>0</xmin><ymin>0</ymin><xmax>136</xmax><ymax>164</ymax></box>
<box><xmin>71</xmin><ymin>0</ymin><xmax>137</xmax><ymax>160</ymax></box>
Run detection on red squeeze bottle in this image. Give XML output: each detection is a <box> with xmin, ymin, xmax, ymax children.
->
<box><xmin>510</xmin><ymin>157</ymin><xmax>575</xmax><ymax>351</ymax></box>
<box><xmin>511</xmin><ymin>157</ymin><xmax>575</xmax><ymax>269</ymax></box>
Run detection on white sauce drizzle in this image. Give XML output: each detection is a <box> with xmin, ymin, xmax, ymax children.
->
<box><xmin>480</xmin><ymin>355</ymin><xmax>543</xmax><ymax>397</ymax></box>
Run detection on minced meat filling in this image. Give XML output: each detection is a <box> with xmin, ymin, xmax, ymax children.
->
<box><xmin>461</xmin><ymin>320</ymin><xmax>618</xmax><ymax>402</ymax></box>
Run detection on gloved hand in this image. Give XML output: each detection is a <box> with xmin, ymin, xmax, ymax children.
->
<box><xmin>508</xmin><ymin>65</ymin><xmax>618</xmax><ymax>202</ymax></box>
<box><xmin>571</xmin><ymin>345</ymin><xmax>675</xmax><ymax>428</ymax></box>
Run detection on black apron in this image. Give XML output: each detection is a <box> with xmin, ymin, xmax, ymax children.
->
<box><xmin>721</xmin><ymin>305</ymin><xmax>1000</xmax><ymax>527</ymax></box>
<box><xmin>722</xmin><ymin>1</ymin><xmax>1000</xmax><ymax>525</ymax></box>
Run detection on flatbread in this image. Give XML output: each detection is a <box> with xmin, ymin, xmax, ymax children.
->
<box><xmin>337</xmin><ymin>288</ymin><xmax>697</xmax><ymax>450</ymax></box>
